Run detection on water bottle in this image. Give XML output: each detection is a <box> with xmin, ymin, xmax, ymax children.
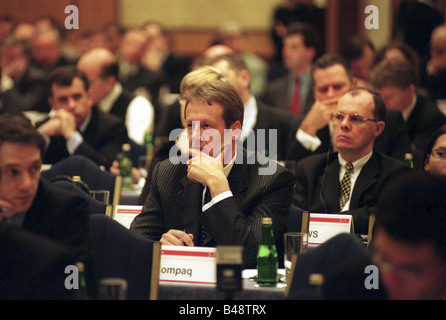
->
<box><xmin>257</xmin><ymin>217</ymin><xmax>278</xmax><ymax>286</ymax></box>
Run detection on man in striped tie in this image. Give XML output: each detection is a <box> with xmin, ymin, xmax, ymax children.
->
<box><xmin>293</xmin><ymin>87</ymin><xmax>410</xmax><ymax>234</ymax></box>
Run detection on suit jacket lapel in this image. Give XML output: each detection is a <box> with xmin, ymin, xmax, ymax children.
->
<box><xmin>176</xmin><ymin>175</ymin><xmax>202</xmax><ymax>240</ymax></box>
<box><xmin>350</xmin><ymin>153</ymin><xmax>379</xmax><ymax>208</ymax></box>
<box><xmin>319</xmin><ymin>156</ymin><xmax>341</xmax><ymax>212</ymax></box>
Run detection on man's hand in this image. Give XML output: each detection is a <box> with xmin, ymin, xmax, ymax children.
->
<box><xmin>0</xmin><ymin>199</ymin><xmax>17</xmax><ymax>223</ymax></box>
<box><xmin>300</xmin><ymin>97</ymin><xmax>339</xmax><ymax>136</ymax></box>
<box><xmin>39</xmin><ymin>109</ymin><xmax>77</xmax><ymax>139</ymax></box>
<box><xmin>186</xmin><ymin>149</ymin><xmax>229</xmax><ymax>198</ymax></box>
<box><xmin>160</xmin><ymin>229</ymin><xmax>194</xmax><ymax>246</ymax></box>
<box><xmin>53</xmin><ymin>109</ymin><xmax>77</xmax><ymax>139</ymax></box>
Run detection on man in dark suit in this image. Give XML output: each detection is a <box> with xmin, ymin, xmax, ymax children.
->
<box><xmin>130</xmin><ymin>81</ymin><xmax>295</xmax><ymax>268</ymax></box>
<box><xmin>286</xmin><ymin>54</ymin><xmax>412</xmax><ymax>163</ymax></box>
<box><xmin>117</xmin><ymin>28</ymin><xmax>165</xmax><ymax>112</ymax></box>
<box><xmin>209</xmin><ymin>53</ymin><xmax>297</xmax><ymax>161</ymax></box>
<box><xmin>0</xmin><ymin>114</ymin><xmax>91</xmax><ymax>297</ymax></box>
<box><xmin>1</xmin><ymin>36</ymin><xmax>48</xmax><ymax>114</ymax></box>
<box><xmin>77</xmin><ymin>47</ymin><xmax>154</xmax><ymax>145</ymax></box>
<box><xmin>37</xmin><ymin>66</ymin><xmax>128</xmax><ymax>170</ymax></box>
<box><xmin>293</xmin><ymin>87</ymin><xmax>409</xmax><ymax>235</ymax></box>
<box><xmin>262</xmin><ymin>22</ymin><xmax>322</xmax><ymax>115</ymax></box>
<box><xmin>370</xmin><ymin>57</ymin><xmax>446</xmax><ymax>164</ymax></box>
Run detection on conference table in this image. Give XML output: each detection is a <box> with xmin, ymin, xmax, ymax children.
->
<box><xmin>158</xmin><ymin>270</ymin><xmax>287</xmax><ymax>300</ymax></box>
<box><xmin>120</xmin><ymin>185</ymin><xmax>288</xmax><ymax>301</ymax></box>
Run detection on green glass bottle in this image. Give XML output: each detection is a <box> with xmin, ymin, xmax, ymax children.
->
<box><xmin>72</xmin><ymin>176</ymin><xmax>82</xmax><ymax>188</ymax></box>
<box><xmin>257</xmin><ymin>217</ymin><xmax>278</xmax><ymax>287</ymax></box>
<box><xmin>76</xmin><ymin>262</ymin><xmax>88</xmax><ymax>299</ymax></box>
<box><xmin>144</xmin><ymin>130</ymin><xmax>154</xmax><ymax>158</ymax></box>
<box><xmin>309</xmin><ymin>273</ymin><xmax>324</xmax><ymax>298</ymax></box>
<box><xmin>120</xmin><ymin>143</ymin><xmax>133</xmax><ymax>190</ymax></box>
<box><xmin>405</xmin><ymin>153</ymin><xmax>414</xmax><ymax>169</ymax></box>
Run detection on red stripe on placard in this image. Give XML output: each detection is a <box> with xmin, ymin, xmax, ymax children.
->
<box><xmin>116</xmin><ymin>210</ymin><xmax>141</xmax><ymax>214</ymax></box>
<box><xmin>310</xmin><ymin>217</ymin><xmax>350</xmax><ymax>224</ymax></box>
<box><xmin>161</xmin><ymin>250</ymin><xmax>216</xmax><ymax>258</ymax></box>
<box><xmin>160</xmin><ymin>279</ymin><xmax>216</xmax><ymax>285</ymax></box>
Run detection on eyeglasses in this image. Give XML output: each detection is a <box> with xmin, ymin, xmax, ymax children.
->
<box><xmin>330</xmin><ymin>111</ymin><xmax>377</xmax><ymax>125</ymax></box>
<box><xmin>431</xmin><ymin>149</ymin><xmax>446</xmax><ymax>160</ymax></box>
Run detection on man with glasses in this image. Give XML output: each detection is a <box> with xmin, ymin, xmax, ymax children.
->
<box><xmin>286</xmin><ymin>54</ymin><xmax>411</xmax><ymax>163</ymax></box>
<box><xmin>293</xmin><ymin>87</ymin><xmax>409</xmax><ymax>234</ymax></box>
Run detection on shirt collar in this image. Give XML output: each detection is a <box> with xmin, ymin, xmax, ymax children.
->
<box><xmin>99</xmin><ymin>82</ymin><xmax>122</xmax><ymax>113</ymax></box>
<box><xmin>401</xmin><ymin>94</ymin><xmax>417</xmax><ymax>122</ymax></box>
<box><xmin>241</xmin><ymin>95</ymin><xmax>258</xmax><ymax>141</ymax></box>
<box><xmin>338</xmin><ymin>151</ymin><xmax>373</xmax><ymax>172</ymax></box>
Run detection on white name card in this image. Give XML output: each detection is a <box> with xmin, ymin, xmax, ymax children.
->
<box><xmin>113</xmin><ymin>205</ymin><xmax>142</xmax><ymax>229</ymax></box>
<box><xmin>308</xmin><ymin>213</ymin><xmax>353</xmax><ymax>248</ymax></box>
<box><xmin>160</xmin><ymin>246</ymin><xmax>216</xmax><ymax>285</ymax></box>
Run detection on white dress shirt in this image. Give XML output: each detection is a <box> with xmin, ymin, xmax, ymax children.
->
<box><xmin>99</xmin><ymin>82</ymin><xmax>154</xmax><ymax>145</ymax></box>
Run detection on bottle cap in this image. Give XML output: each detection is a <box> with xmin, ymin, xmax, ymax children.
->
<box><xmin>309</xmin><ymin>273</ymin><xmax>324</xmax><ymax>285</ymax></box>
<box><xmin>122</xmin><ymin>143</ymin><xmax>131</xmax><ymax>151</ymax></box>
<box><xmin>262</xmin><ymin>217</ymin><xmax>273</xmax><ymax>224</ymax></box>
<box><xmin>72</xmin><ymin>176</ymin><xmax>81</xmax><ymax>182</ymax></box>
<box><xmin>405</xmin><ymin>153</ymin><xmax>413</xmax><ymax>160</ymax></box>
<box><xmin>76</xmin><ymin>262</ymin><xmax>85</xmax><ymax>273</ymax></box>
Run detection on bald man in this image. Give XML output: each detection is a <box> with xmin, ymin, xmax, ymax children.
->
<box><xmin>77</xmin><ymin>48</ymin><xmax>154</xmax><ymax>145</ymax></box>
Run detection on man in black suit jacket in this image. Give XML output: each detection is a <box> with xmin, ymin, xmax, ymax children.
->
<box><xmin>0</xmin><ymin>114</ymin><xmax>91</xmax><ymax>297</ymax></box>
<box><xmin>209</xmin><ymin>54</ymin><xmax>297</xmax><ymax>161</ymax></box>
<box><xmin>293</xmin><ymin>88</ymin><xmax>410</xmax><ymax>234</ymax></box>
<box><xmin>370</xmin><ymin>57</ymin><xmax>446</xmax><ymax>164</ymax></box>
<box><xmin>130</xmin><ymin>81</ymin><xmax>295</xmax><ymax>268</ymax></box>
<box><xmin>1</xmin><ymin>36</ymin><xmax>48</xmax><ymax>114</ymax></box>
<box><xmin>37</xmin><ymin>66</ymin><xmax>128</xmax><ymax>169</ymax></box>
<box><xmin>77</xmin><ymin>48</ymin><xmax>154</xmax><ymax>145</ymax></box>
<box><xmin>286</xmin><ymin>54</ymin><xmax>411</xmax><ymax>163</ymax></box>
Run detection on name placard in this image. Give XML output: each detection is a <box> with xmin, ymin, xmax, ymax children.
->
<box><xmin>113</xmin><ymin>205</ymin><xmax>142</xmax><ymax>229</ymax></box>
<box><xmin>160</xmin><ymin>246</ymin><xmax>216</xmax><ymax>285</ymax></box>
<box><xmin>308</xmin><ymin>213</ymin><xmax>353</xmax><ymax>248</ymax></box>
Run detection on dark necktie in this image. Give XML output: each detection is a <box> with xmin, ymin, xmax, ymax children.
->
<box><xmin>200</xmin><ymin>187</ymin><xmax>212</xmax><ymax>245</ymax></box>
<box><xmin>339</xmin><ymin>162</ymin><xmax>354</xmax><ymax>210</ymax></box>
<box><xmin>289</xmin><ymin>77</ymin><xmax>301</xmax><ymax>114</ymax></box>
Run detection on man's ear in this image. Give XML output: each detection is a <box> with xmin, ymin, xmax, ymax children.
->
<box><xmin>230</xmin><ymin>121</ymin><xmax>242</xmax><ymax>141</ymax></box>
<box><xmin>374</xmin><ymin>121</ymin><xmax>385</xmax><ymax>137</ymax></box>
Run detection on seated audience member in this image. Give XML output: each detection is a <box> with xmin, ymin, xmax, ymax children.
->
<box><xmin>209</xmin><ymin>53</ymin><xmax>297</xmax><ymax>161</ymax></box>
<box><xmin>424</xmin><ymin>23</ymin><xmax>446</xmax><ymax>100</ymax></box>
<box><xmin>370</xmin><ymin>57</ymin><xmax>446</xmax><ymax>164</ymax></box>
<box><xmin>262</xmin><ymin>22</ymin><xmax>322</xmax><ymax>114</ymax></box>
<box><xmin>372</xmin><ymin>41</ymin><xmax>421</xmax><ymax>83</ymax></box>
<box><xmin>286</xmin><ymin>54</ymin><xmax>412</xmax><ymax>163</ymax></box>
<box><xmin>0</xmin><ymin>223</ymin><xmax>77</xmax><ymax>300</ymax></box>
<box><xmin>37</xmin><ymin>66</ymin><xmax>128</xmax><ymax>170</ymax></box>
<box><xmin>373</xmin><ymin>171</ymin><xmax>446</xmax><ymax>300</ymax></box>
<box><xmin>160</xmin><ymin>65</ymin><xmax>228</xmax><ymax>141</ymax></box>
<box><xmin>293</xmin><ymin>87</ymin><xmax>410</xmax><ymax>234</ymax></box>
<box><xmin>117</xmin><ymin>28</ymin><xmax>165</xmax><ymax>109</ymax></box>
<box><xmin>422</xmin><ymin>124</ymin><xmax>446</xmax><ymax>176</ymax></box>
<box><xmin>141</xmin><ymin>21</ymin><xmax>191</xmax><ymax>95</ymax></box>
<box><xmin>340</xmin><ymin>35</ymin><xmax>375</xmax><ymax>87</ymax></box>
<box><xmin>130</xmin><ymin>81</ymin><xmax>295</xmax><ymax>268</ymax></box>
<box><xmin>77</xmin><ymin>48</ymin><xmax>154</xmax><ymax>145</ymax></box>
<box><xmin>215</xmin><ymin>21</ymin><xmax>268</xmax><ymax>97</ymax></box>
<box><xmin>1</xmin><ymin>36</ymin><xmax>47</xmax><ymax>114</ymax></box>
<box><xmin>31</xmin><ymin>28</ymin><xmax>73</xmax><ymax>75</ymax></box>
<box><xmin>0</xmin><ymin>114</ymin><xmax>91</xmax><ymax>295</ymax></box>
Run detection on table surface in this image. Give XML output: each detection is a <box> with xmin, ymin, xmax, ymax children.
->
<box><xmin>158</xmin><ymin>270</ymin><xmax>287</xmax><ymax>300</ymax></box>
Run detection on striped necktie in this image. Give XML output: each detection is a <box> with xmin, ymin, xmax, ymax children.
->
<box><xmin>339</xmin><ymin>162</ymin><xmax>354</xmax><ymax>210</ymax></box>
